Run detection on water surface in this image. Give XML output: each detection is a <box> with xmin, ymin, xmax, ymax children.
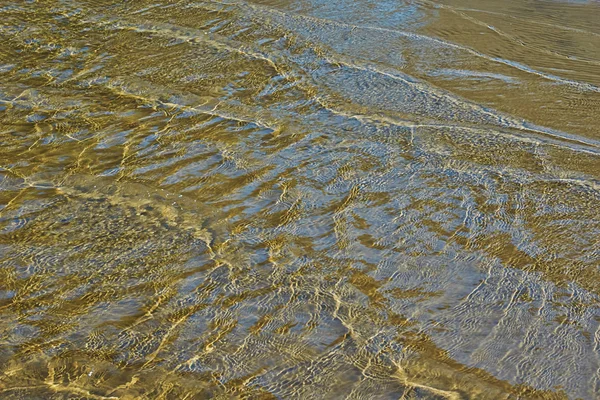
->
<box><xmin>1</xmin><ymin>0</ymin><xmax>600</xmax><ymax>398</ymax></box>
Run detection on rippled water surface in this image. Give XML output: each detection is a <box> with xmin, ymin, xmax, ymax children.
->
<box><xmin>1</xmin><ymin>0</ymin><xmax>600</xmax><ymax>398</ymax></box>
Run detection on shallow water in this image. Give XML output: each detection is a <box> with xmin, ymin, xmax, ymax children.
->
<box><xmin>1</xmin><ymin>0</ymin><xmax>599</xmax><ymax>398</ymax></box>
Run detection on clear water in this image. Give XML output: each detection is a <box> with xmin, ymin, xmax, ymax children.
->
<box><xmin>1</xmin><ymin>0</ymin><xmax>600</xmax><ymax>398</ymax></box>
